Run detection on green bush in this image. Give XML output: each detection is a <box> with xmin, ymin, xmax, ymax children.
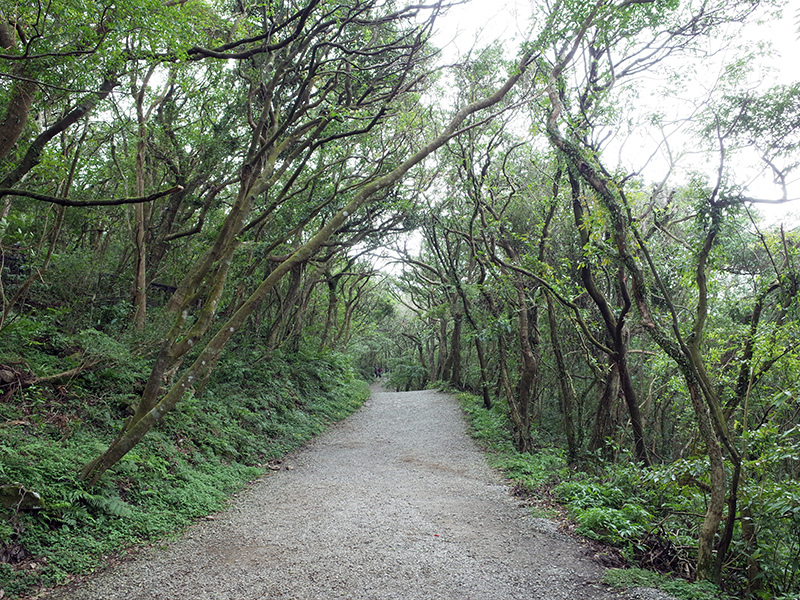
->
<box><xmin>574</xmin><ymin>506</ymin><xmax>649</xmax><ymax>547</ymax></box>
<box><xmin>493</xmin><ymin>452</ymin><xmax>566</xmax><ymax>491</ymax></box>
<box><xmin>386</xmin><ymin>359</ymin><xmax>427</xmax><ymax>391</ymax></box>
<box><xmin>551</xmin><ymin>456</ymin><xmax>687</xmax><ymax>559</ymax></box>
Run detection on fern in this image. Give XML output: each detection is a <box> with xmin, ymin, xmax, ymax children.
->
<box><xmin>77</xmin><ymin>492</ymin><xmax>133</xmax><ymax>518</ymax></box>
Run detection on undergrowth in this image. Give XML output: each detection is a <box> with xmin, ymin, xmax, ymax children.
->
<box><xmin>603</xmin><ymin>568</ymin><xmax>725</xmax><ymax>600</ymax></box>
<box><xmin>456</xmin><ymin>391</ymin><xmax>730</xmax><ymax>600</ymax></box>
<box><xmin>0</xmin><ymin>324</ymin><xmax>368</xmax><ymax>598</ymax></box>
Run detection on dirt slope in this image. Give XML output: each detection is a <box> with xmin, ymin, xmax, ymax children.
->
<box><xmin>48</xmin><ymin>385</ymin><xmax>642</xmax><ymax>600</ymax></box>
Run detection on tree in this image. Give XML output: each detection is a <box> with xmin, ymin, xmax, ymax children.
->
<box><xmin>79</xmin><ymin>0</ymin><xmax>540</xmax><ymax>482</ymax></box>
<box><xmin>539</xmin><ymin>0</ymin><xmax>794</xmax><ymax>582</ymax></box>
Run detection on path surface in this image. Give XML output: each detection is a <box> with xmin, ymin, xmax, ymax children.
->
<box><xmin>50</xmin><ymin>386</ymin><xmax>637</xmax><ymax>600</ymax></box>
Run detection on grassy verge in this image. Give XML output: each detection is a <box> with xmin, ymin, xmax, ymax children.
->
<box><xmin>456</xmin><ymin>391</ymin><xmax>730</xmax><ymax>600</ymax></box>
<box><xmin>0</xmin><ymin>337</ymin><xmax>368</xmax><ymax>598</ymax></box>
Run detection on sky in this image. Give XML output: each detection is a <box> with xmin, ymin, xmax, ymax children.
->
<box><xmin>430</xmin><ymin>0</ymin><xmax>800</xmax><ymax>229</ymax></box>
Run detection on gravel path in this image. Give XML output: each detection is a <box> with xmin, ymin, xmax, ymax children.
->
<box><xmin>49</xmin><ymin>385</ymin><xmax>641</xmax><ymax>600</ymax></box>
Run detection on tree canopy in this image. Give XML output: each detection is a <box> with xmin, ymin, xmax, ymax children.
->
<box><xmin>1</xmin><ymin>0</ymin><xmax>799</xmax><ymax>597</ymax></box>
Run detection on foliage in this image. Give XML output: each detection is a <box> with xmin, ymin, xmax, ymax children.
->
<box><xmin>458</xmin><ymin>390</ymin><xmax>728</xmax><ymax>595</ymax></box>
<box><xmin>386</xmin><ymin>359</ymin><xmax>427</xmax><ymax>392</ymax></box>
<box><xmin>457</xmin><ymin>392</ymin><xmax>517</xmax><ymax>455</ymax></box>
<box><xmin>0</xmin><ymin>327</ymin><xmax>367</xmax><ymax>598</ymax></box>
<box><xmin>553</xmin><ymin>459</ymin><xmax>662</xmax><ymax>550</ymax></box>
<box><xmin>1</xmin><ymin>0</ymin><xmax>799</xmax><ymax>598</ymax></box>
<box><xmin>603</xmin><ymin>568</ymin><xmax>726</xmax><ymax>600</ymax></box>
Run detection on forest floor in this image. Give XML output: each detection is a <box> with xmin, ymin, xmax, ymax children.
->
<box><xmin>44</xmin><ymin>384</ymin><xmax>668</xmax><ymax>600</ymax></box>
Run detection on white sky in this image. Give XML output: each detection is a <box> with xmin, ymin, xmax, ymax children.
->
<box><xmin>433</xmin><ymin>0</ymin><xmax>532</xmax><ymax>59</ymax></box>
<box><xmin>430</xmin><ymin>0</ymin><xmax>800</xmax><ymax>229</ymax></box>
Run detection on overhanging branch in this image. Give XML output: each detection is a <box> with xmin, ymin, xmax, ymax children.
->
<box><xmin>0</xmin><ymin>186</ymin><xmax>184</xmax><ymax>207</ymax></box>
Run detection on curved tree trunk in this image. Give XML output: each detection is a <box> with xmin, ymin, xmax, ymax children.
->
<box><xmin>0</xmin><ymin>79</ymin><xmax>36</xmax><ymax>164</ymax></box>
<box><xmin>688</xmin><ymin>383</ymin><xmax>726</xmax><ymax>580</ymax></box>
<box><xmin>1</xmin><ymin>78</ymin><xmax>117</xmax><ymax>189</ymax></box>
<box><xmin>565</xmin><ymin>168</ymin><xmax>650</xmax><ymax>465</ymax></box>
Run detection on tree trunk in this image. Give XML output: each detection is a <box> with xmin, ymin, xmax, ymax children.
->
<box><xmin>566</xmin><ymin>170</ymin><xmax>650</xmax><ymax>465</ymax></box>
<box><xmin>448</xmin><ymin>313</ymin><xmax>462</xmax><ymax>388</ymax></box>
<box><xmin>0</xmin><ymin>79</ymin><xmax>36</xmax><ymax>163</ymax></box>
<box><xmin>427</xmin><ymin>331</ymin><xmax>437</xmax><ymax>384</ymax></box>
<box><xmin>126</xmin><ymin>181</ymin><xmax>252</xmax><ymax>428</ymax></box>
<box><xmin>546</xmin><ymin>292</ymin><xmax>577</xmax><ymax>462</ymax></box>
<box><xmin>435</xmin><ymin>317</ymin><xmax>448</xmax><ymax>382</ymax></box>
<box><xmin>1</xmin><ymin>78</ymin><xmax>117</xmax><ymax>189</ymax></box>
<box><xmin>741</xmin><ymin>503</ymin><xmax>762</xmax><ymax>594</ymax></box>
<box><xmin>266</xmin><ymin>264</ymin><xmax>303</xmax><ymax>352</ymax></box>
<box><xmin>474</xmin><ymin>336</ymin><xmax>492</xmax><ymax>410</ymax></box>
<box><xmin>0</xmin><ymin>15</ymin><xmax>38</xmax><ymax>162</ymax></box>
<box><xmin>496</xmin><ymin>334</ymin><xmax>515</xmax><ymax>407</ymax></box>
<box><xmin>688</xmin><ymin>383</ymin><xmax>726</xmax><ymax>581</ymax></box>
<box><xmin>131</xmin><ymin>67</ymin><xmax>171</xmax><ymax>330</ymax></box>
<box><xmin>616</xmin><ymin>349</ymin><xmax>649</xmax><ymax>466</ymax></box>
<box><xmin>132</xmin><ymin>200</ymin><xmax>147</xmax><ymax>331</ymax></box>
<box><xmin>589</xmin><ymin>361</ymin><xmax>620</xmax><ymax>456</ymax></box>
<box><xmin>512</xmin><ymin>284</ymin><xmax>537</xmax><ymax>453</ymax></box>
<box><xmin>320</xmin><ymin>276</ymin><xmax>339</xmax><ymax>350</ymax></box>
<box><xmin>286</xmin><ymin>269</ymin><xmax>320</xmax><ymax>353</ymax></box>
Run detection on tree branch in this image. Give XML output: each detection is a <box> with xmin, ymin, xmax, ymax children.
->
<box><xmin>0</xmin><ymin>186</ymin><xmax>184</xmax><ymax>207</ymax></box>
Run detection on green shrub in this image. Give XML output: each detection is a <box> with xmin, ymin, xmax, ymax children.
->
<box><xmin>457</xmin><ymin>392</ymin><xmax>515</xmax><ymax>453</ymax></box>
<box><xmin>386</xmin><ymin>360</ymin><xmax>427</xmax><ymax>391</ymax></box>
<box><xmin>574</xmin><ymin>506</ymin><xmax>649</xmax><ymax>547</ymax></box>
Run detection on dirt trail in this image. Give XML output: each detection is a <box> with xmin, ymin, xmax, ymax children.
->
<box><xmin>49</xmin><ymin>385</ymin><xmax>639</xmax><ymax>599</ymax></box>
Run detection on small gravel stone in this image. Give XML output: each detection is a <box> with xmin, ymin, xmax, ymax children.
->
<box><xmin>47</xmin><ymin>385</ymin><xmax>663</xmax><ymax>600</ymax></box>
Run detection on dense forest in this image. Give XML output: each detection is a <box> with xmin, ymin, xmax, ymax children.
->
<box><xmin>1</xmin><ymin>0</ymin><xmax>798</xmax><ymax>598</ymax></box>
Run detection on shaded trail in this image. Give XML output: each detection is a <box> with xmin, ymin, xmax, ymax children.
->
<box><xmin>51</xmin><ymin>386</ymin><xmax>632</xmax><ymax>599</ymax></box>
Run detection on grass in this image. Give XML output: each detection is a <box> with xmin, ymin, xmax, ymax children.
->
<box><xmin>603</xmin><ymin>568</ymin><xmax>725</xmax><ymax>600</ymax></box>
<box><xmin>0</xmin><ymin>334</ymin><xmax>369</xmax><ymax>598</ymax></box>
